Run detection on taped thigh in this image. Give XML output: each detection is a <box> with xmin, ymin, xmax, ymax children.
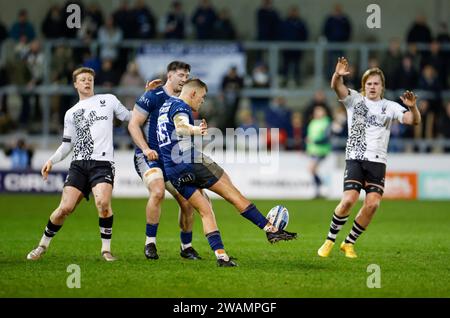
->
<box><xmin>143</xmin><ymin>167</ymin><xmax>164</xmax><ymax>188</ymax></box>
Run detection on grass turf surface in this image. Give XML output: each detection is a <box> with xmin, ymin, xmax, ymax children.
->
<box><xmin>0</xmin><ymin>195</ymin><xmax>449</xmax><ymax>298</ymax></box>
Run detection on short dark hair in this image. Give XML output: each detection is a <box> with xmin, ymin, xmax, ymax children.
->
<box><xmin>183</xmin><ymin>78</ymin><xmax>208</xmax><ymax>93</ymax></box>
<box><xmin>167</xmin><ymin>61</ymin><xmax>191</xmax><ymax>73</ymax></box>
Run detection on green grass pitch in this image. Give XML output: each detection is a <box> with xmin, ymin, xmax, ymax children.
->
<box><xmin>0</xmin><ymin>195</ymin><xmax>449</xmax><ymax>298</ymax></box>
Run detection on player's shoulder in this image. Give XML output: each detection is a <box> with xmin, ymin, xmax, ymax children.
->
<box><xmin>170</xmin><ymin>97</ymin><xmax>190</xmax><ymax>111</ymax></box>
<box><xmin>383</xmin><ymin>98</ymin><xmax>405</xmax><ymax>110</ymax></box>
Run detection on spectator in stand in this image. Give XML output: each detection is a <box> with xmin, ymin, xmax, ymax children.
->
<box><xmin>81</xmin><ymin>50</ymin><xmax>101</xmax><ymax>74</ymax></box>
<box><xmin>418</xmin><ymin>65</ymin><xmax>442</xmax><ymax>114</ymax></box>
<box><xmin>303</xmin><ymin>90</ymin><xmax>332</xmax><ymax>129</ymax></box>
<box><xmin>214</xmin><ymin>8</ymin><xmax>236</xmax><ymax>40</ymax></box>
<box><xmin>97</xmin><ymin>58</ymin><xmax>120</xmax><ymax>88</ymax></box>
<box><xmin>413</xmin><ymin>99</ymin><xmax>434</xmax><ymax>152</ymax></box>
<box><xmin>406</xmin><ymin>43</ymin><xmax>421</xmax><ymax>71</ymax></box>
<box><xmin>50</xmin><ymin>44</ymin><xmax>74</xmax><ymax>128</ymax></box>
<box><xmin>98</xmin><ymin>15</ymin><xmax>123</xmax><ymax>62</ymax></box>
<box><xmin>191</xmin><ymin>0</ymin><xmax>218</xmax><ymax>40</ymax></box>
<box><xmin>393</xmin><ymin>55</ymin><xmax>419</xmax><ymax>90</ymax></box>
<box><xmin>265</xmin><ymin>96</ymin><xmax>293</xmax><ymax>149</ymax></box>
<box><xmin>9</xmin><ymin>9</ymin><xmax>36</xmax><ymax>43</ymax></box>
<box><xmin>436</xmin><ymin>23</ymin><xmax>450</xmax><ymax>87</ymax></box>
<box><xmin>381</xmin><ymin>38</ymin><xmax>403</xmax><ymax>89</ymax></box>
<box><xmin>113</xmin><ymin>0</ymin><xmax>136</xmax><ymax>39</ymax></box>
<box><xmin>306</xmin><ymin>105</ymin><xmax>331</xmax><ymax>198</ymax></box>
<box><xmin>406</xmin><ymin>15</ymin><xmax>433</xmax><ymax>61</ymax></box>
<box><xmin>85</xmin><ymin>2</ymin><xmax>104</xmax><ymax>38</ymax></box>
<box><xmin>220</xmin><ymin>66</ymin><xmax>244</xmax><ymax>131</ymax></box>
<box><xmin>133</xmin><ymin>0</ymin><xmax>156</xmax><ymax>39</ymax></box>
<box><xmin>437</xmin><ymin>102</ymin><xmax>450</xmax><ymax>152</ymax></box>
<box><xmin>41</xmin><ymin>5</ymin><xmax>65</xmax><ymax>39</ymax></box>
<box><xmin>323</xmin><ymin>4</ymin><xmax>352</xmax><ymax>78</ymax></box>
<box><xmin>15</xmin><ymin>39</ymin><xmax>45</xmax><ymax>128</ymax></box>
<box><xmin>421</xmin><ymin>40</ymin><xmax>447</xmax><ymax>89</ymax></box>
<box><xmin>256</xmin><ymin>0</ymin><xmax>281</xmax><ymax>41</ymax></box>
<box><xmin>119</xmin><ymin>61</ymin><xmax>145</xmax><ymax>109</ymax></box>
<box><xmin>61</xmin><ymin>0</ymin><xmax>83</xmax><ymax>38</ymax></box>
<box><xmin>289</xmin><ymin>111</ymin><xmax>304</xmax><ymax>151</ymax></box>
<box><xmin>0</xmin><ymin>18</ymin><xmax>7</xmax><ymax>48</ymax></box>
<box><xmin>407</xmin><ymin>15</ymin><xmax>432</xmax><ymax>45</ymax></box>
<box><xmin>280</xmin><ymin>6</ymin><xmax>308</xmax><ymax>87</ymax></box>
<box><xmin>4</xmin><ymin>138</ymin><xmax>34</xmax><ymax>170</ymax></box>
<box><xmin>249</xmin><ymin>62</ymin><xmax>271</xmax><ymax>125</ymax></box>
<box><xmin>161</xmin><ymin>1</ymin><xmax>185</xmax><ymax>39</ymax></box>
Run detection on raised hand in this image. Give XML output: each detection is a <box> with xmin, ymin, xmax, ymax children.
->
<box><xmin>145</xmin><ymin>79</ymin><xmax>163</xmax><ymax>92</ymax></box>
<box><xmin>335</xmin><ymin>57</ymin><xmax>350</xmax><ymax>76</ymax></box>
<box><xmin>399</xmin><ymin>90</ymin><xmax>417</xmax><ymax>108</ymax></box>
<box><xmin>199</xmin><ymin>119</ymin><xmax>208</xmax><ymax>135</ymax></box>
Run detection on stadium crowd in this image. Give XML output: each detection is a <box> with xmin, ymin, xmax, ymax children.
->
<box><xmin>0</xmin><ymin>0</ymin><xmax>450</xmax><ymax>153</ymax></box>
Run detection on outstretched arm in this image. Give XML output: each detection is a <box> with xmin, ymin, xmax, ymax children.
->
<box><xmin>331</xmin><ymin>57</ymin><xmax>351</xmax><ymax>100</ymax></box>
<box><xmin>400</xmin><ymin>91</ymin><xmax>421</xmax><ymax>126</ymax></box>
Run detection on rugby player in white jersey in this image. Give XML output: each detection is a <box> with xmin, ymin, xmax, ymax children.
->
<box><xmin>26</xmin><ymin>67</ymin><xmax>159</xmax><ymax>261</ymax></box>
<box><xmin>318</xmin><ymin>57</ymin><xmax>421</xmax><ymax>258</ymax></box>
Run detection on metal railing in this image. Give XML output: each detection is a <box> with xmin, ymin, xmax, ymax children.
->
<box><xmin>1</xmin><ymin>39</ymin><xmax>450</xmax><ymax>149</ymax></box>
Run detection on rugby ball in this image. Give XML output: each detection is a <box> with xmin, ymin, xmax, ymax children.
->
<box><xmin>266</xmin><ymin>205</ymin><xmax>289</xmax><ymax>230</ymax></box>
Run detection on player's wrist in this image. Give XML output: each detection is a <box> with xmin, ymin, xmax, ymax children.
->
<box><xmin>191</xmin><ymin>126</ymin><xmax>202</xmax><ymax>135</ymax></box>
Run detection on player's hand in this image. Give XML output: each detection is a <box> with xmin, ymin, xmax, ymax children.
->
<box><xmin>41</xmin><ymin>160</ymin><xmax>52</xmax><ymax>181</ymax></box>
<box><xmin>199</xmin><ymin>119</ymin><xmax>208</xmax><ymax>135</ymax></box>
<box><xmin>335</xmin><ymin>57</ymin><xmax>350</xmax><ymax>77</ymax></box>
<box><xmin>399</xmin><ymin>90</ymin><xmax>417</xmax><ymax>108</ymax></box>
<box><xmin>145</xmin><ymin>79</ymin><xmax>163</xmax><ymax>92</ymax></box>
<box><xmin>144</xmin><ymin>148</ymin><xmax>159</xmax><ymax>161</ymax></box>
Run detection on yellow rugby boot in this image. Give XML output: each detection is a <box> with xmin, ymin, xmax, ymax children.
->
<box><xmin>317</xmin><ymin>239</ymin><xmax>335</xmax><ymax>257</ymax></box>
<box><xmin>340</xmin><ymin>242</ymin><xmax>358</xmax><ymax>258</ymax></box>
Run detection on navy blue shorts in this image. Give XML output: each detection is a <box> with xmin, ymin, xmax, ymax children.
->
<box><xmin>165</xmin><ymin>156</ymin><xmax>224</xmax><ymax>200</ymax></box>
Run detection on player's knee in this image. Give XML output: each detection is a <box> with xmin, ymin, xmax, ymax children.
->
<box><xmin>150</xmin><ymin>187</ymin><xmax>165</xmax><ymax>202</ymax></box>
<box><xmin>95</xmin><ymin>199</ymin><xmax>110</xmax><ymax>214</ymax></box>
<box><xmin>58</xmin><ymin>205</ymin><xmax>75</xmax><ymax>218</ymax></box>
<box><xmin>364</xmin><ymin>200</ymin><xmax>380</xmax><ymax>213</ymax></box>
<box><xmin>340</xmin><ymin>197</ymin><xmax>356</xmax><ymax>211</ymax></box>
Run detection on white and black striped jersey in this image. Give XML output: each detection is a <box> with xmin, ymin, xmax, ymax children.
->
<box><xmin>340</xmin><ymin>89</ymin><xmax>406</xmax><ymax>164</ymax></box>
<box><xmin>62</xmin><ymin>94</ymin><xmax>131</xmax><ymax>162</ymax></box>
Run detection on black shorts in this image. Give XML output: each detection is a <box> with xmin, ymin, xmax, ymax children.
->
<box><xmin>343</xmin><ymin>160</ymin><xmax>386</xmax><ymax>195</ymax></box>
<box><xmin>64</xmin><ymin>160</ymin><xmax>115</xmax><ymax>200</ymax></box>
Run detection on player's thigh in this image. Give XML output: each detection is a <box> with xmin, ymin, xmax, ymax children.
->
<box><xmin>343</xmin><ymin>160</ymin><xmax>364</xmax><ymax>193</ymax></box>
<box><xmin>208</xmin><ymin>172</ymin><xmax>250</xmax><ymax>210</ymax></box>
<box><xmin>363</xmin><ymin>161</ymin><xmax>386</xmax><ymax>196</ymax></box>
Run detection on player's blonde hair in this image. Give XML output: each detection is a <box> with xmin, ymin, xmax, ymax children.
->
<box><xmin>72</xmin><ymin>67</ymin><xmax>95</xmax><ymax>83</ymax></box>
<box><xmin>361</xmin><ymin>67</ymin><xmax>385</xmax><ymax>98</ymax></box>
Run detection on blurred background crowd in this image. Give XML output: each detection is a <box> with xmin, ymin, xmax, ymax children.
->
<box><xmin>1</xmin><ymin>0</ymin><xmax>450</xmax><ymax>163</ymax></box>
